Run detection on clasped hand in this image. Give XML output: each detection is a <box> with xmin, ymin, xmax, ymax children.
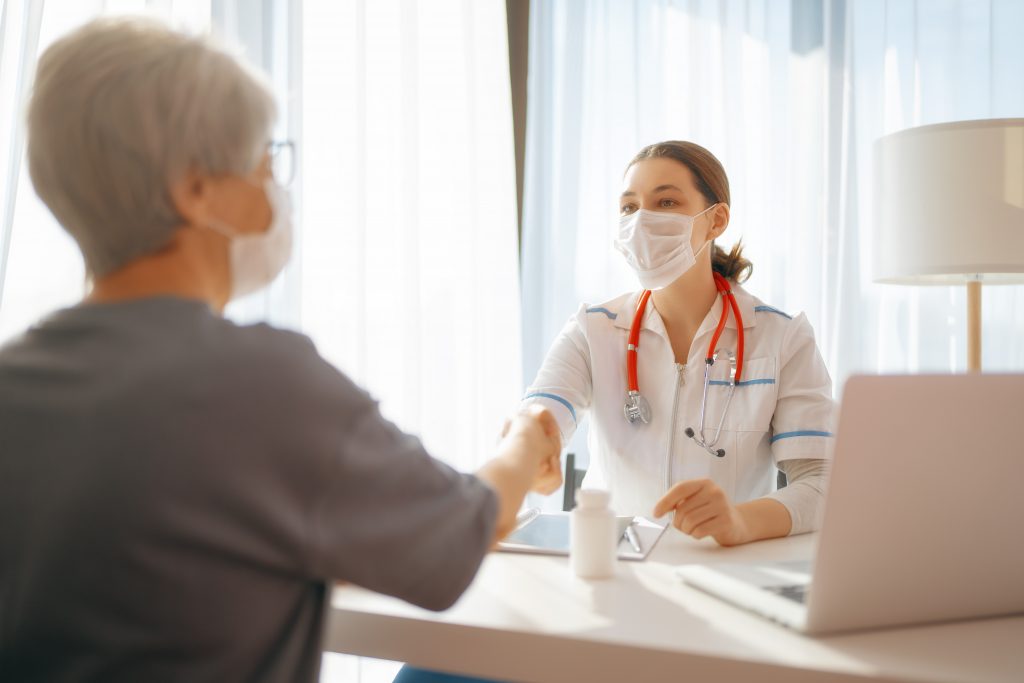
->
<box><xmin>500</xmin><ymin>405</ymin><xmax>563</xmax><ymax>495</ymax></box>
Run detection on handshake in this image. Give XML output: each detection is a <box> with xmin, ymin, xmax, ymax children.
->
<box><xmin>476</xmin><ymin>405</ymin><xmax>564</xmax><ymax>540</ymax></box>
<box><xmin>478</xmin><ymin>404</ymin><xmax>564</xmax><ymax>539</ymax></box>
<box><xmin>497</xmin><ymin>405</ymin><xmax>564</xmax><ymax>496</ymax></box>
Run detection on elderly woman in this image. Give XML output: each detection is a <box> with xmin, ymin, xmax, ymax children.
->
<box><xmin>0</xmin><ymin>18</ymin><xmax>560</xmax><ymax>682</ymax></box>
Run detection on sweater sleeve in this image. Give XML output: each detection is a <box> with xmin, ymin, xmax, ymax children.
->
<box><xmin>765</xmin><ymin>457</ymin><xmax>831</xmax><ymax>535</ymax></box>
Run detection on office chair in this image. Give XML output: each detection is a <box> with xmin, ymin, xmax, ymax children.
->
<box><xmin>561</xmin><ymin>452</ymin><xmax>588</xmax><ymax>512</ymax></box>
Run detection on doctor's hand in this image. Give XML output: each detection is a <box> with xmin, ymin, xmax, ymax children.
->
<box><xmin>653</xmin><ymin>478</ymin><xmax>751</xmax><ymax>547</ymax></box>
<box><xmin>500</xmin><ymin>406</ymin><xmax>563</xmax><ymax>496</ymax></box>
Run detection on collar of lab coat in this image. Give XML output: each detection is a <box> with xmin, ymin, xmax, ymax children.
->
<box><xmin>611</xmin><ymin>282</ymin><xmax>758</xmax><ymax>344</ymax></box>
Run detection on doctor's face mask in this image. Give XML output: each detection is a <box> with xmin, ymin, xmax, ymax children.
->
<box><xmin>614</xmin><ymin>205</ymin><xmax>716</xmax><ymax>290</ymax></box>
<box><xmin>615</xmin><ymin>142</ymin><xmax>733</xmax><ymax>290</ymax></box>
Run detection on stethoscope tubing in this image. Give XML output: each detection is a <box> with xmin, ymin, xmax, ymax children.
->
<box><xmin>623</xmin><ymin>272</ymin><xmax>746</xmax><ymax>458</ymax></box>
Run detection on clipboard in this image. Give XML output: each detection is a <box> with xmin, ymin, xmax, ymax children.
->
<box><xmin>496</xmin><ymin>511</ymin><xmax>667</xmax><ymax>561</ymax></box>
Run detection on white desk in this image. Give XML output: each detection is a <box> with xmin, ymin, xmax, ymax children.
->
<box><xmin>325</xmin><ymin>530</ymin><xmax>1024</xmax><ymax>682</ymax></box>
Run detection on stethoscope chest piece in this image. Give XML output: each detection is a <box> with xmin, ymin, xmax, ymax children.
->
<box><xmin>623</xmin><ymin>390</ymin><xmax>651</xmax><ymax>424</ymax></box>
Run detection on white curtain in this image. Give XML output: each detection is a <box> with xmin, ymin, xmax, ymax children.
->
<box><xmin>521</xmin><ymin>0</ymin><xmax>1024</xmax><ymax>451</ymax></box>
<box><xmin>1</xmin><ymin>0</ymin><xmax>80</xmax><ymax>343</ymax></box>
<box><xmin>0</xmin><ymin>0</ymin><xmax>217</xmax><ymax>342</ymax></box>
<box><xmin>1</xmin><ymin>2</ymin><xmax>520</xmax><ymax>679</ymax></box>
<box><xmin>299</xmin><ymin>0</ymin><xmax>522</xmax><ymax>475</ymax></box>
<box><xmin>0</xmin><ymin>0</ymin><xmax>521</xmax><ymax>471</ymax></box>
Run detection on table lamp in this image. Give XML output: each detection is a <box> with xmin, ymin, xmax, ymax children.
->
<box><xmin>873</xmin><ymin>118</ymin><xmax>1024</xmax><ymax>371</ymax></box>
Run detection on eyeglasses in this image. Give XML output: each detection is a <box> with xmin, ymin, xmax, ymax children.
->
<box><xmin>269</xmin><ymin>140</ymin><xmax>296</xmax><ymax>186</ymax></box>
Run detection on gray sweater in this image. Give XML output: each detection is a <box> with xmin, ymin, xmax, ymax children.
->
<box><xmin>0</xmin><ymin>296</ymin><xmax>497</xmax><ymax>682</ymax></box>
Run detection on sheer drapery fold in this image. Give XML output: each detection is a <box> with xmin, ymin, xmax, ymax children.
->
<box><xmin>0</xmin><ymin>0</ymin><xmax>523</xmax><ymax>475</ymax></box>
<box><xmin>521</xmin><ymin>0</ymin><xmax>1024</xmax><ymax>428</ymax></box>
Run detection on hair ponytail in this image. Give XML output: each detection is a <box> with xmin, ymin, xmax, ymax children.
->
<box><xmin>712</xmin><ymin>239</ymin><xmax>752</xmax><ymax>283</ymax></box>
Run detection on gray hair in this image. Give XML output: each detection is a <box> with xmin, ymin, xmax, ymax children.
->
<box><xmin>26</xmin><ymin>17</ymin><xmax>277</xmax><ymax>277</ymax></box>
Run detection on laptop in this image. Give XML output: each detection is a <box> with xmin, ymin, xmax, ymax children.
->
<box><xmin>676</xmin><ymin>374</ymin><xmax>1024</xmax><ymax>635</ymax></box>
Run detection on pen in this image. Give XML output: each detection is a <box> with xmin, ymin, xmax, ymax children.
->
<box><xmin>515</xmin><ymin>507</ymin><xmax>541</xmax><ymax>529</ymax></box>
<box><xmin>623</xmin><ymin>520</ymin><xmax>642</xmax><ymax>554</ymax></box>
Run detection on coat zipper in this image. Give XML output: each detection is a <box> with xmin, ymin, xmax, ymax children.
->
<box><xmin>665</xmin><ymin>363</ymin><xmax>686</xmax><ymax>491</ymax></box>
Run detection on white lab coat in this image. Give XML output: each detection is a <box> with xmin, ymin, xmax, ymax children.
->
<box><xmin>522</xmin><ymin>284</ymin><xmax>835</xmax><ymax>518</ymax></box>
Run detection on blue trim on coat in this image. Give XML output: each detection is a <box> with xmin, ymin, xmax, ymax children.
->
<box><xmin>755</xmin><ymin>305</ymin><xmax>793</xmax><ymax>319</ymax></box>
<box><xmin>770</xmin><ymin>430</ymin><xmax>833</xmax><ymax>444</ymax></box>
<box><xmin>586</xmin><ymin>307</ymin><xmax>618</xmax><ymax>320</ymax></box>
<box><xmin>708</xmin><ymin>378</ymin><xmax>776</xmax><ymax>387</ymax></box>
<box><xmin>523</xmin><ymin>392</ymin><xmax>578</xmax><ymax>423</ymax></box>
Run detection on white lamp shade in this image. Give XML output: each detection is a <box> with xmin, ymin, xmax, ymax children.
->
<box><xmin>873</xmin><ymin>118</ymin><xmax>1024</xmax><ymax>285</ymax></box>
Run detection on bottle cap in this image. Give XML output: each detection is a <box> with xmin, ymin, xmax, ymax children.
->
<box><xmin>575</xmin><ymin>488</ymin><xmax>610</xmax><ymax>510</ymax></box>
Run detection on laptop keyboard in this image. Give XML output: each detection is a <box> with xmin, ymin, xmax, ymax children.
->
<box><xmin>765</xmin><ymin>584</ymin><xmax>809</xmax><ymax>604</ymax></box>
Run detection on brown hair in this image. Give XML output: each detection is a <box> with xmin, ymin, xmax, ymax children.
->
<box><xmin>628</xmin><ymin>141</ymin><xmax>752</xmax><ymax>283</ymax></box>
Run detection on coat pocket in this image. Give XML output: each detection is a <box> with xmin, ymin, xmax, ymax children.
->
<box><xmin>702</xmin><ymin>356</ymin><xmax>778</xmax><ymax>432</ymax></box>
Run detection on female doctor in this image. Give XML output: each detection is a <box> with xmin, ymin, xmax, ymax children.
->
<box><xmin>523</xmin><ymin>141</ymin><xmax>834</xmax><ymax>546</ymax></box>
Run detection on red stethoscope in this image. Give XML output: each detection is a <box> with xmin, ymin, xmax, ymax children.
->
<box><xmin>623</xmin><ymin>272</ymin><xmax>745</xmax><ymax>458</ymax></box>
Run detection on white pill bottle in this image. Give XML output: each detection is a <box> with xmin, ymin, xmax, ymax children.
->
<box><xmin>570</xmin><ymin>489</ymin><xmax>617</xmax><ymax>579</ymax></box>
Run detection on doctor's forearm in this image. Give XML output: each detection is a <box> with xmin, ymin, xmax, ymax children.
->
<box><xmin>735</xmin><ymin>498</ymin><xmax>793</xmax><ymax>543</ymax></box>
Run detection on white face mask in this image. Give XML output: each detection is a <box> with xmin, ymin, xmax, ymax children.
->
<box><xmin>206</xmin><ymin>179</ymin><xmax>293</xmax><ymax>300</ymax></box>
<box><xmin>613</xmin><ymin>205</ymin><xmax>716</xmax><ymax>290</ymax></box>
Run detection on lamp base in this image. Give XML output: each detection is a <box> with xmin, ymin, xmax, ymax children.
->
<box><xmin>967</xmin><ymin>280</ymin><xmax>981</xmax><ymax>372</ymax></box>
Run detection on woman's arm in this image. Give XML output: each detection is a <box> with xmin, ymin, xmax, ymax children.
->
<box><xmin>653</xmin><ymin>312</ymin><xmax>836</xmax><ymax>546</ymax></box>
<box><xmin>653</xmin><ymin>478</ymin><xmax>791</xmax><ymax>546</ymax></box>
<box><xmin>766</xmin><ymin>457</ymin><xmax>831</xmax><ymax>535</ymax></box>
<box><xmin>520</xmin><ymin>305</ymin><xmax>595</xmax><ymax>444</ymax></box>
<box><xmin>475</xmin><ymin>406</ymin><xmax>563</xmax><ymax>540</ymax></box>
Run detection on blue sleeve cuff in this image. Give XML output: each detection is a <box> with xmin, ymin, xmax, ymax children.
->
<box><xmin>522</xmin><ymin>392</ymin><xmax>577</xmax><ymax>424</ymax></box>
<box><xmin>770</xmin><ymin>430</ymin><xmax>833</xmax><ymax>444</ymax></box>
